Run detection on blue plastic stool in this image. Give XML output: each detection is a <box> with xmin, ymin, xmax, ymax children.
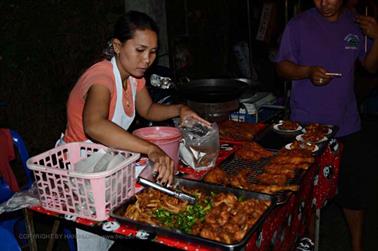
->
<box><xmin>0</xmin><ymin>226</ymin><xmax>21</xmax><ymax>251</ymax></box>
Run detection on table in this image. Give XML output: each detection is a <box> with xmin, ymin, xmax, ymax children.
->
<box><xmin>25</xmin><ymin>137</ymin><xmax>342</xmax><ymax>251</ymax></box>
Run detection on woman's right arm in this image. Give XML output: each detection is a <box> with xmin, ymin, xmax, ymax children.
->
<box><xmin>83</xmin><ymin>84</ymin><xmax>174</xmax><ymax>184</ymax></box>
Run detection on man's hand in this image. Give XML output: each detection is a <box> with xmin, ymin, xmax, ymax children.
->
<box><xmin>308</xmin><ymin>66</ymin><xmax>332</xmax><ymax>86</ymax></box>
<box><xmin>356</xmin><ymin>15</ymin><xmax>378</xmax><ymax>40</ymax></box>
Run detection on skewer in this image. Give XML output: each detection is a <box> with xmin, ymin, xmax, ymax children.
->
<box><xmin>325</xmin><ymin>72</ymin><xmax>342</xmax><ymax>77</ymax></box>
<box><xmin>365</xmin><ymin>6</ymin><xmax>368</xmax><ymax>53</ymax></box>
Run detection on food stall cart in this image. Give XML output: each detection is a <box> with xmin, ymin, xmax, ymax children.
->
<box><xmin>25</xmin><ymin>120</ymin><xmax>341</xmax><ymax>251</ymax></box>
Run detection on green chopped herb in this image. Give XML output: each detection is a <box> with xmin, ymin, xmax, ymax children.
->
<box><xmin>153</xmin><ymin>195</ymin><xmax>214</xmax><ymax>233</ymax></box>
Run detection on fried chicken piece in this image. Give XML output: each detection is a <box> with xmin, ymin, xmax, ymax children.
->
<box><xmin>219</xmin><ymin>120</ymin><xmax>264</xmax><ymax>141</ymax></box>
<box><xmin>200</xmin><ymin>226</ymin><xmax>222</xmax><ymax>242</ymax></box>
<box><xmin>262</xmin><ymin>163</ymin><xmax>297</xmax><ymax>178</ymax></box>
<box><xmin>271</xmin><ymin>149</ymin><xmax>314</xmax><ymax>166</ymax></box>
<box><xmin>229</xmin><ymin>169</ymin><xmax>252</xmax><ymax>189</ymax></box>
<box><xmin>255</xmin><ymin>172</ymin><xmax>288</xmax><ymax>185</ymax></box>
<box><xmin>235</xmin><ymin>141</ymin><xmax>273</xmax><ymax>161</ymax></box>
<box><xmin>270</xmin><ymin>155</ymin><xmax>313</xmax><ymax>166</ymax></box>
<box><xmin>212</xmin><ymin>193</ymin><xmax>238</xmax><ymax>207</ymax></box>
<box><xmin>203</xmin><ymin>167</ymin><xmax>229</xmax><ymax>185</ymax></box>
<box><xmin>300</xmin><ymin>123</ymin><xmax>330</xmax><ymax>143</ymax></box>
<box><xmin>290</xmin><ymin>140</ymin><xmax>317</xmax><ymax>152</ymax></box>
<box><xmin>305</xmin><ymin>123</ymin><xmax>330</xmax><ymax>134</ymax></box>
<box><xmin>302</xmin><ymin>131</ymin><xmax>326</xmax><ymax>143</ymax></box>
<box><xmin>248</xmin><ymin>184</ymin><xmax>299</xmax><ymax>194</ymax></box>
<box><xmin>278</xmin><ymin>120</ymin><xmax>300</xmax><ymax>130</ymax></box>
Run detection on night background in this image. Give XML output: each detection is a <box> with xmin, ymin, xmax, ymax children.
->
<box><xmin>0</xmin><ymin>1</ymin><xmax>377</xmax><ymax>251</ymax></box>
<box><xmin>0</xmin><ymin>0</ymin><xmax>318</xmax><ymax>155</ymax></box>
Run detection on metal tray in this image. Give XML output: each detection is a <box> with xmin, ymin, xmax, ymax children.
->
<box><xmin>111</xmin><ymin>177</ymin><xmax>276</xmax><ymax>251</ymax></box>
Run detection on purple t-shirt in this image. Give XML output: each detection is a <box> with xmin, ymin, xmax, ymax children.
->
<box><xmin>275</xmin><ymin>8</ymin><xmax>370</xmax><ymax>137</ymax></box>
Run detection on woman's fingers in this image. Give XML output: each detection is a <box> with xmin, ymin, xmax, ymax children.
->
<box><xmin>179</xmin><ymin>105</ymin><xmax>211</xmax><ymax>127</ymax></box>
<box><xmin>152</xmin><ymin>154</ymin><xmax>174</xmax><ymax>186</ymax></box>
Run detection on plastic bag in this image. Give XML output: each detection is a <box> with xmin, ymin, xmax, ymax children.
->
<box><xmin>74</xmin><ymin>149</ymin><xmax>127</xmax><ymax>173</ymax></box>
<box><xmin>0</xmin><ymin>183</ymin><xmax>40</xmax><ymax>214</ymax></box>
<box><xmin>179</xmin><ymin>119</ymin><xmax>219</xmax><ymax>171</ymax></box>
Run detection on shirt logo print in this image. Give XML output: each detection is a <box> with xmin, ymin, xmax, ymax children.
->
<box><xmin>344</xmin><ymin>34</ymin><xmax>360</xmax><ymax>50</ymax></box>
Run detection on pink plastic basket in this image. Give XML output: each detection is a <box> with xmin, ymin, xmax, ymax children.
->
<box><xmin>26</xmin><ymin>142</ymin><xmax>140</xmax><ymax>221</ymax></box>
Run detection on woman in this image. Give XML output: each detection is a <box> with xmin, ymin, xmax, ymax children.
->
<box><xmin>63</xmin><ymin>11</ymin><xmax>208</xmax><ymax>185</ymax></box>
<box><xmin>62</xmin><ymin>10</ymin><xmax>208</xmax><ymax>250</ymax></box>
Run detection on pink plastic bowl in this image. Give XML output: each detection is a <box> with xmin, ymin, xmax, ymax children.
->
<box><xmin>133</xmin><ymin>126</ymin><xmax>182</xmax><ymax>171</ymax></box>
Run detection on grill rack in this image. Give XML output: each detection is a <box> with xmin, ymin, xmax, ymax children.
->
<box><xmin>218</xmin><ymin>155</ymin><xmax>304</xmax><ymax>185</ymax></box>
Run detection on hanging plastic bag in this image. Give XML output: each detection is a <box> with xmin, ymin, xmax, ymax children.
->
<box><xmin>179</xmin><ymin>119</ymin><xmax>219</xmax><ymax>171</ymax></box>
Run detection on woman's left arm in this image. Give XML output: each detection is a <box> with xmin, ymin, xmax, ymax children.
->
<box><xmin>135</xmin><ymin>87</ymin><xmax>210</xmax><ymax>125</ymax></box>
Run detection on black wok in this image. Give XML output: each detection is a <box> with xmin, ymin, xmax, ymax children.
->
<box><xmin>176</xmin><ymin>78</ymin><xmax>250</xmax><ymax>103</ymax></box>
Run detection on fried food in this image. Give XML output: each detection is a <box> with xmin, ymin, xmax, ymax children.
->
<box><xmin>219</xmin><ymin>120</ymin><xmax>264</xmax><ymax>141</ymax></box>
<box><xmin>249</xmin><ymin>184</ymin><xmax>299</xmax><ymax>193</ymax></box>
<box><xmin>278</xmin><ymin>120</ymin><xmax>300</xmax><ymax>130</ymax></box>
<box><xmin>263</xmin><ymin>163</ymin><xmax>297</xmax><ymax>178</ymax></box>
<box><xmin>123</xmin><ymin>186</ymin><xmax>271</xmax><ymax>244</ymax></box>
<box><xmin>305</xmin><ymin>123</ymin><xmax>330</xmax><ymax>134</ymax></box>
<box><xmin>229</xmin><ymin>169</ymin><xmax>252</xmax><ymax>189</ymax></box>
<box><xmin>203</xmin><ymin>167</ymin><xmax>229</xmax><ymax>185</ymax></box>
<box><xmin>270</xmin><ymin>149</ymin><xmax>314</xmax><ymax>167</ymax></box>
<box><xmin>302</xmin><ymin>131</ymin><xmax>325</xmax><ymax>143</ymax></box>
<box><xmin>255</xmin><ymin>172</ymin><xmax>288</xmax><ymax>185</ymax></box>
<box><xmin>289</xmin><ymin>140</ymin><xmax>317</xmax><ymax>152</ymax></box>
<box><xmin>301</xmin><ymin>123</ymin><xmax>330</xmax><ymax>143</ymax></box>
<box><xmin>203</xmin><ymin>141</ymin><xmax>315</xmax><ymax>195</ymax></box>
<box><xmin>235</xmin><ymin>141</ymin><xmax>273</xmax><ymax>161</ymax></box>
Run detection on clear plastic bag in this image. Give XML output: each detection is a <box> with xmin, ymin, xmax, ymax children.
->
<box><xmin>0</xmin><ymin>183</ymin><xmax>40</xmax><ymax>214</ymax></box>
<box><xmin>179</xmin><ymin>119</ymin><xmax>219</xmax><ymax>171</ymax></box>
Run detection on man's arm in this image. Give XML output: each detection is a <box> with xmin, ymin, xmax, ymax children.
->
<box><xmin>356</xmin><ymin>15</ymin><xmax>378</xmax><ymax>73</ymax></box>
<box><xmin>277</xmin><ymin>60</ymin><xmax>311</xmax><ymax>80</ymax></box>
<box><xmin>276</xmin><ymin>60</ymin><xmax>332</xmax><ymax>85</ymax></box>
<box><xmin>362</xmin><ymin>39</ymin><xmax>378</xmax><ymax>73</ymax></box>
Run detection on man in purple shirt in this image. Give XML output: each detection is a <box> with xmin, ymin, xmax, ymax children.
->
<box><xmin>275</xmin><ymin>0</ymin><xmax>378</xmax><ymax>251</ymax></box>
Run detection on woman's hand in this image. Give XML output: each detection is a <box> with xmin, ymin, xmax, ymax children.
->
<box><xmin>308</xmin><ymin>66</ymin><xmax>332</xmax><ymax>86</ymax></box>
<box><xmin>147</xmin><ymin>145</ymin><xmax>174</xmax><ymax>186</ymax></box>
<box><xmin>179</xmin><ymin>105</ymin><xmax>211</xmax><ymax>127</ymax></box>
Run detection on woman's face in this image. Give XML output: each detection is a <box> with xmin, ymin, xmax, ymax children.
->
<box><xmin>313</xmin><ymin>0</ymin><xmax>344</xmax><ymax>21</ymax></box>
<box><xmin>113</xmin><ymin>29</ymin><xmax>158</xmax><ymax>79</ymax></box>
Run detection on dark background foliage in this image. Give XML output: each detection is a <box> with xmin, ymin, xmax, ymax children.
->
<box><xmin>0</xmin><ymin>0</ymin><xmax>124</xmax><ymax>154</ymax></box>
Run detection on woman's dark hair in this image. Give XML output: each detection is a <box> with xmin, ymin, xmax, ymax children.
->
<box><xmin>103</xmin><ymin>10</ymin><xmax>159</xmax><ymax>59</ymax></box>
<box><xmin>113</xmin><ymin>10</ymin><xmax>159</xmax><ymax>43</ymax></box>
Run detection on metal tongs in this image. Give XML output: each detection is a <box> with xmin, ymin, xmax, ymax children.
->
<box><xmin>137</xmin><ymin>177</ymin><xmax>197</xmax><ymax>205</ymax></box>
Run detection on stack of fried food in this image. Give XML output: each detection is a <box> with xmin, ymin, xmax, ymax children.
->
<box><xmin>219</xmin><ymin>120</ymin><xmax>264</xmax><ymax>141</ymax></box>
<box><xmin>302</xmin><ymin>123</ymin><xmax>330</xmax><ymax>143</ymax></box>
<box><xmin>235</xmin><ymin>141</ymin><xmax>273</xmax><ymax>161</ymax></box>
<box><xmin>192</xmin><ymin>192</ymin><xmax>270</xmax><ymax>244</ymax></box>
<box><xmin>204</xmin><ymin>148</ymin><xmax>314</xmax><ymax>194</ymax></box>
<box><xmin>305</xmin><ymin>123</ymin><xmax>330</xmax><ymax>134</ymax></box>
<box><xmin>123</xmin><ymin>187</ymin><xmax>270</xmax><ymax>244</ymax></box>
<box><xmin>289</xmin><ymin>140</ymin><xmax>317</xmax><ymax>152</ymax></box>
<box><xmin>278</xmin><ymin>120</ymin><xmax>300</xmax><ymax>130</ymax></box>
